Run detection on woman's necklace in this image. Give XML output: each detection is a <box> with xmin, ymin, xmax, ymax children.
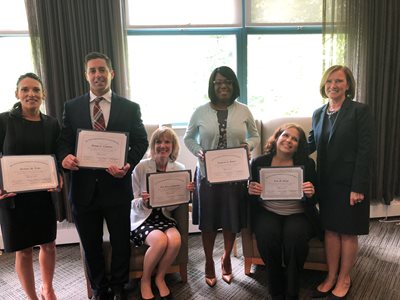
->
<box><xmin>326</xmin><ymin>105</ymin><xmax>340</xmax><ymax>118</ymax></box>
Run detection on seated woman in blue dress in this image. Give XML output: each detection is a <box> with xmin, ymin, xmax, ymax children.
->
<box><xmin>130</xmin><ymin>127</ymin><xmax>194</xmax><ymax>300</ymax></box>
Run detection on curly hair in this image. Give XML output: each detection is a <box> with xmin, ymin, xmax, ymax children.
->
<box><xmin>264</xmin><ymin>123</ymin><xmax>309</xmax><ymax>165</ymax></box>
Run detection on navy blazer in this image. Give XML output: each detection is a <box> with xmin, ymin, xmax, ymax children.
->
<box><xmin>57</xmin><ymin>93</ymin><xmax>148</xmax><ymax>207</ymax></box>
<box><xmin>308</xmin><ymin>99</ymin><xmax>374</xmax><ymax>194</ymax></box>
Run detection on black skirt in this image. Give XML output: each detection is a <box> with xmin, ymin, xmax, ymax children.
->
<box><xmin>319</xmin><ymin>183</ymin><xmax>369</xmax><ymax>235</ymax></box>
<box><xmin>0</xmin><ymin>192</ymin><xmax>56</xmax><ymax>252</ymax></box>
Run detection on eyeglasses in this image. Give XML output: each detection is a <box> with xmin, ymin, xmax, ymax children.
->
<box><xmin>213</xmin><ymin>80</ymin><xmax>233</xmax><ymax>87</ymax></box>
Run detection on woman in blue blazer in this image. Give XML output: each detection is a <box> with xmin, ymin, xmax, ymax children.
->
<box><xmin>308</xmin><ymin>65</ymin><xmax>374</xmax><ymax>299</ymax></box>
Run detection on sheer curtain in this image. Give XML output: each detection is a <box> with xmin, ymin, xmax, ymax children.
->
<box><xmin>323</xmin><ymin>0</ymin><xmax>400</xmax><ymax>204</ymax></box>
<box><xmin>24</xmin><ymin>0</ymin><xmax>130</xmax><ymax>220</ymax></box>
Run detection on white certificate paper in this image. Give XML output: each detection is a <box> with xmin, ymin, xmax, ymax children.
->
<box><xmin>204</xmin><ymin>147</ymin><xmax>250</xmax><ymax>184</ymax></box>
<box><xmin>0</xmin><ymin>155</ymin><xmax>59</xmax><ymax>193</ymax></box>
<box><xmin>76</xmin><ymin>129</ymin><xmax>128</xmax><ymax>169</ymax></box>
<box><xmin>259</xmin><ymin>166</ymin><xmax>304</xmax><ymax>200</ymax></box>
<box><xmin>147</xmin><ymin>170</ymin><xmax>191</xmax><ymax>208</ymax></box>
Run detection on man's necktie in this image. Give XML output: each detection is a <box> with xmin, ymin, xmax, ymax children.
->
<box><xmin>93</xmin><ymin>97</ymin><xmax>106</xmax><ymax>131</ymax></box>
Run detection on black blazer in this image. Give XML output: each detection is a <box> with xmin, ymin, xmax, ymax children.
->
<box><xmin>0</xmin><ymin>105</ymin><xmax>60</xmax><ymax>156</ymax></box>
<box><xmin>308</xmin><ymin>99</ymin><xmax>374</xmax><ymax>194</ymax></box>
<box><xmin>57</xmin><ymin>93</ymin><xmax>148</xmax><ymax>207</ymax></box>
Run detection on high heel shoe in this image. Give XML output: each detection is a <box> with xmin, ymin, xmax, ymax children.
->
<box><xmin>205</xmin><ymin>261</ymin><xmax>217</xmax><ymax>287</ymax></box>
<box><xmin>205</xmin><ymin>277</ymin><xmax>217</xmax><ymax>287</ymax></box>
<box><xmin>221</xmin><ymin>257</ymin><xmax>233</xmax><ymax>284</ymax></box>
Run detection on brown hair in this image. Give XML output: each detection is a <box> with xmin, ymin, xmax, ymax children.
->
<box><xmin>264</xmin><ymin>123</ymin><xmax>309</xmax><ymax>165</ymax></box>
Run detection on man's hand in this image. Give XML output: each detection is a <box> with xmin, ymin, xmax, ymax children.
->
<box><xmin>62</xmin><ymin>154</ymin><xmax>79</xmax><ymax>170</ymax></box>
<box><xmin>106</xmin><ymin>163</ymin><xmax>131</xmax><ymax>178</ymax></box>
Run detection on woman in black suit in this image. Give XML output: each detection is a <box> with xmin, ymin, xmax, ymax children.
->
<box><xmin>0</xmin><ymin>73</ymin><xmax>61</xmax><ymax>300</ymax></box>
<box><xmin>308</xmin><ymin>65</ymin><xmax>374</xmax><ymax>299</ymax></box>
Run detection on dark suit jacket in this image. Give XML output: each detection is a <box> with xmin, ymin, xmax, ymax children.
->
<box><xmin>308</xmin><ymin>99</ymin><xmax>374</xmax><ymax>194</ymax></box>
<box><xmin>0</xmin><ymin>104</ymin><xmax>60</xmax><ymax>210</ymax></box>
<box><xmin>57</xmin><ymin>93</ymin><xmax>148</xmax><ymax>207</ymax></box>
<box><xmin>0</xmin><ymin>105</ymin><xmax>60</xmax><ymax>156</ymax></box>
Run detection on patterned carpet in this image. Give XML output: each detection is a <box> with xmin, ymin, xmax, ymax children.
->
<box><xmin>0</xmin><ymin>219</ymin><xmax>399</xmax><ymax>300</ymax></box>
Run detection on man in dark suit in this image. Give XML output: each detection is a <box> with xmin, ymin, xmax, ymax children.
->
<box><xmin>57</xmin><ymin>52</ymin><xmax>148</xmax><ymax>300</ymax></box>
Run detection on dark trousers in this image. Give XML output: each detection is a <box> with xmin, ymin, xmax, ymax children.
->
<box><xmin>253</xmin><ymin>208</ymin><xmax>314</xmax><ymax>297</ymax></box>
<box><xmin>73</xmin><ymin>199</ymin><xmax>131</xmax><ymax>296</ymax></box>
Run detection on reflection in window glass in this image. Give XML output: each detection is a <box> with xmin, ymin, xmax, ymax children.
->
<box><xmin>249</xmin><ymin>0</ymin><xmax>322</xmax><ymax>24</ymax></box>
<box><xmin>247</xmin><ymin>34</ymin><xmax>323</xmax><ymax>120</ymax></box>
<box><xmin>0</xmin><ymin>0</ymin><xmax>28</xmax><ymax>31</ymax></box>
<box><xmin>0</xmin><ymin>37</ymin><xmax>34</xmax><ymax>112</ymax></box>
<box><xmin>127</xmin><ymin>35</ymin><xmax>236</xmax><ymax>124</ymax></box>
<box><xmin>127</xmin><ymin>0</ymin><xmax>241</xmax><ymax>27</ymax></box>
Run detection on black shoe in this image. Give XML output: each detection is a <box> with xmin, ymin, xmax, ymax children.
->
<box><xmin>327</xmin><ymin>293</ymin><xmax>347</xmax><ymax>300</ymax></box>
<box><xmin>90</xmin><ymin>293</ymin><xmax>109</xmax><ymax>300</ymax></box>
<box><xmin>140</xmin><ymin>296</ymin><xmax>155</xmax><ymax>300</ymax></box>
<box><xmin>112</xmin><ymin>289</ymin><xmax>128</xmax><ymax>300</ymax></box>
<box><xmin>271</xmin><ymin>295</ymin><xmax>285</xmax><ymax>300</ymax></box>
<box><xmin>160</xmin><ymin>292</ymin><xmax>174</xmax><ymax>300</ymax></box>
<box><xmin>311</xmin><ymin>286</ymin><xmax>334</xmax><ymax>298</ymax></box>
<box><xmin>326</xmin><ymin>284</ymin><xmax>352</xmax><ymax>300</ymax></box>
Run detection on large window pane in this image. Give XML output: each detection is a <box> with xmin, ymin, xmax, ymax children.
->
<box><xmin>127</xmin><ymin>0</ymin><xmax>241</xmax><ymax>27</ymax></box>
<box><xmin>0</xmin><ymin>0</ymin><xmax>28</xmax><ymax>31</ymax></box>
<box><xmin>247</xmin><ymin>34</ymin><xmax>323</xmax><ymax>120</ymax></box>
<box><xmin>0</xmin><ymin>37</ymin><xmax>34</xmax><ymax>112</ymax></box>
<box><xmin>127</xmin><ymin>35</ymin><xmax>236</xmax><ymax>124</ymax></box>
<box><xmin>248</xmin><ymin>0</ymin><xmax>322</xmax><ymax>24</ymax></box>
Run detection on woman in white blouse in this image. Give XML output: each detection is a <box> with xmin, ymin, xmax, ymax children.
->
<box><xmin>131</xmin><ymin>127</ymin><xmax>193</xmax><ymax>300</ymax></box>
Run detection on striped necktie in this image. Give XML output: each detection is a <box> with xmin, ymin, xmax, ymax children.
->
<box><xmin>93</xmin><ymin>97</ymin><xmax>106</xmax><ymax>131</ymax></box>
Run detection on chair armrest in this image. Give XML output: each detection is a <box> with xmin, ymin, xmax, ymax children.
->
<box><xmin>172</xmin><ymin>203</ymin><xmax>189</xmax><ymax>264</ymax></box>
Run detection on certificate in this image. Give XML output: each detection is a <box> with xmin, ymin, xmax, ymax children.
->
<box><xmin>259</xmin><ymin>166</ymin><xmax>304</xmax><ymax>200</ymax></box>
<box><xmin>76</xmin><ymin>129</ymin><xmax>128</xmax><ymax>169</ymax></box>
<box><xmin>0</xmin><ymin>155</ymin><xmax>59</xmax><ymax>193</ymax></box>
<box><xmin>204</xmin><ymin>147</ymin><xmax>250</xmax><ymax>184</ymax></box>
<box><xmin>147</xmin><ymin>170</ymin><xmax>191</xmax><ymax>208</ymax></box>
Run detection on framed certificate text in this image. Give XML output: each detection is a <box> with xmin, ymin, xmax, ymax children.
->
<box><xmin>0</xmin><ymin>155</ymin><xmax>59</xmax><ymax>193</ymax></box>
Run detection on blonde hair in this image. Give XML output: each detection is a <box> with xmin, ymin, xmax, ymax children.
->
<box><xmin>319</xmin><ymin>65</ymin><xmax>356</xmax><ymax>100</ymax></box>
<box><xmin>149</xmin><ymin>126</ymin><xmax>180</xmax><ymax>162</ymax></box>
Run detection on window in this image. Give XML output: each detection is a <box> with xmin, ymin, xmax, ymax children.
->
<box><xmin>127</xmin><ymin>35</ymin><xmax>236</xmax><ymax>124</ymax></box>
<box><xmin>126</xmin><ymin>0</ymin><xmax>324</xmax><ymax>124</ymax></box>
<box><xmin>247</xmin><ymin>34</ymin><xmax>323</xmax><ymax>120</ymax></box>
<box><xmin>0</xmin><ymin>0</ymin><xmax>34</xmax><ymax>113</ymax></box>
<box><xmin>247</xmin><ymin>0</ymin><xmax>322</xmax><ymax>24</ymax></box>
<box><xmin>128</xmin><ymin>0</ymin><xmax>242</xmax><ymax>28</ymax></box>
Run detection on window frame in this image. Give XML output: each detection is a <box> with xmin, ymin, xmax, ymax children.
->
<box><xmin>126</xmin><ymin>1</ymin><xmax>322</xmax><ymax>108</ymax></box>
